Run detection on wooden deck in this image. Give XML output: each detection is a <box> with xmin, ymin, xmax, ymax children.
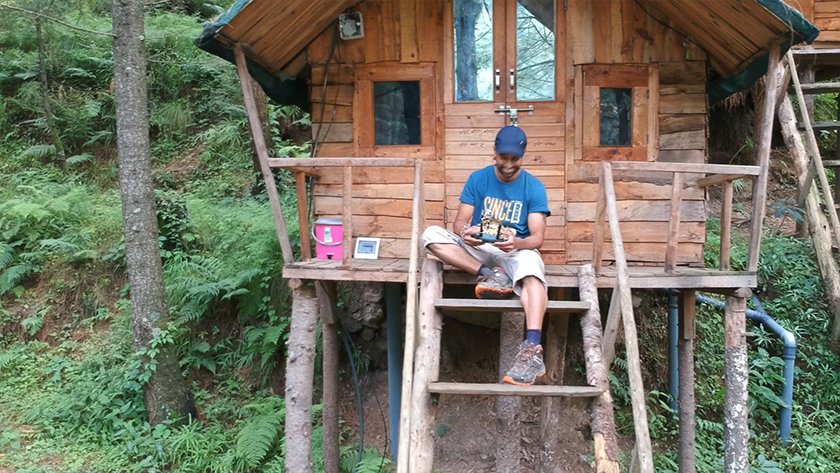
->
<box><xmin>283</xmin><ymin>258</ymin><xmax>757</xmax><ymax>289</ymax></box>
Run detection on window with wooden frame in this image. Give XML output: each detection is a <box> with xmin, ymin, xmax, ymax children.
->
<box><xmin>354</xmin><ymin>64</ymin><xmax>436</xmax><ymax>156</ymax></box>
<box><xmin>576</xmin><ymin>64</ymin><xmax>659</xmax><ymax>161</ymax></box>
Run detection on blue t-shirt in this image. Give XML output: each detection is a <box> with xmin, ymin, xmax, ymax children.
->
<box><xmin>460</xmin><ymin>166</ymin><xmax>550</xmax><ymax>238</ymax></box>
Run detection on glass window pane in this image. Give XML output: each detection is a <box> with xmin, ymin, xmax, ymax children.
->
<box><xmin>454</xmin><ymin>0</ymin><xmax>494</xmax><ymax>102</ymax></box>
<box><xmin>374</xmin><ymin>81</ymin><xmax>421</xmax><ymax>146</ymax></box>
<box><xmin>599</xmin><ymin>88</ymin><xmax>632</xmax><ymax>146</ymax></box>
<box><xmin>516</xmin><ymin>0</ymin><xmax>555</xmax><ymax>101</ymax></box>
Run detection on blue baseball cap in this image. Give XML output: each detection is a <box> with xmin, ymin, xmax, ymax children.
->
<box><xmin>494</xmin><ymin>125</ymin><xmax>527</xmax><ymax>158</ymax></box>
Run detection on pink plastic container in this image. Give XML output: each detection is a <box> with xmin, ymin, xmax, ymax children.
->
<box><xmin>313</xmin><ymin>218</ymin><xmax>343</xmax><ymax>260</ymax></box>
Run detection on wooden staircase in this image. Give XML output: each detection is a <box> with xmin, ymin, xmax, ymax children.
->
<box><xmin>785</xmin><ymin>49</ymin><xmax>840</xmax><ymax>250</ymax></box>
<box><xmin>398</xmin><ymin>163</ymin><xmax>655</xmax><ymax>473</ymax></box>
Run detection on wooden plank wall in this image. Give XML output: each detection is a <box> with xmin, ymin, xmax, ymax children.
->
<box><xmin>306</xmin><ymin>0</ymin><xmax>445</xmax><ymax>259</ymax></box>
<box><xmin>564</xmin><ymin>0</ymin><xmax>708</xmax><ymax>265</ymax></box>
<box><xmin>814</xmin><ymin>0</ymin><xmax>840</xmax><ymax>43</ymax></box>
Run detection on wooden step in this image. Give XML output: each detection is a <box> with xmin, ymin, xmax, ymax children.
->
<box><xmin>428</xmin><ymin>382</ymin><xmax>603</xmax><ymax>397</ymax></box>
<box><xmin>797</xmin><ymin>82</ymin><xmax>840</xmax><ymax>94</ymax></box>
<box><xmin>434</xmin><ymin>298</ymin><xmax>590</xmax><ymax>313</ymax></box>
<box><xmin>799</xmin><ymin>121</ymin><xmax>840</xmax><ymax>131</ymax></box>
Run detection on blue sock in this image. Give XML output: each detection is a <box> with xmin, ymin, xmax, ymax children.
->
<box><xmin>477</xmin><ymin>264</ymin><xmax>494</xmax><ymax>277</ymax></box>
<box><xmin>526</xmin><ymin>329</ymin><xmax>541</xmax><ymax>345</ymax></box>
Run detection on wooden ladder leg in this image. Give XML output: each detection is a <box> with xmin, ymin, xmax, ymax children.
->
<box><xmin>539</xmin><ymin>288</ymin><xmax>570</xmax><ymax>472</ymax></box>
<box><xmin>496</xmin><ymin>311</ymin><xmax>524</xmax><ymax>473</ymax></box>
<box><xmin>578</xmin><ymin>265</ymin><xmax>620</xmax><ymax>473</ymax></box>
<box><xmin>407</xmin><ymin>258</ymin><xmax>443</xmax><ymax>473</ymax></box>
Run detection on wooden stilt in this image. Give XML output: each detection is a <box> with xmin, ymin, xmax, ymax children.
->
<box><xmin>283</xmin><ymin>284</ymin><xmax>319</xmax><ymax>473</ymax></box>
<box><xmin>578</xmin><ymin>265</ymin><xmax>620</xmax><ymax>473</ymax></box>
<box><xmin>316</xmin><ymin>281</ymin><xmax>340</xmax><ymax>473</ymax></box>
<box><xmin>678</xmin><ymin>290</ymin><xmax>697</xmax><ymax>473</ymax></box>
<box><xmin>601</xmin><ymin>286</ymin><xmax>622</xmax><ymax>367</ymax></box>
<box><xmin>408</xmin><ymin>258</ymin><xmax>443</xmax><ymax>473</ymax></box>
<box><xmin>539</xmin><ymin>288</ymin><xmax>570</xmax><ymax>472</ymax></box>
<box><xmin>496</xmin><ymin>311</ymin><xmax>523</xmax><ymax>473</ymax></box>
<box><xmin>724</xmin><ymin>288</ymin><xmax>751</xmax><ymax>473</ymax></box>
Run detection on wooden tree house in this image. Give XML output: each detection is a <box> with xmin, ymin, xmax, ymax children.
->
<box><xmin>196</xmin><ymin>1</ymin><xmax>822</xmax><ymax>472</ymax></box>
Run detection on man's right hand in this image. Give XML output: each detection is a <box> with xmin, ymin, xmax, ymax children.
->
<box><xmin>460</xmin><ymin>225</ymin><xmax>483</xmax><ymax>246</ymax></box>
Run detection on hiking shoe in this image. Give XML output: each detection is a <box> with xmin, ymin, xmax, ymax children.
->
<box><xmin>502</xmin><ymin>341</ymin><xmax>546</xmax><ymax>386</ymax></box>
<box><xmin>475</xmin><ymin>267</ymin><xmax>514</xmax><ymax>299</ymax></box>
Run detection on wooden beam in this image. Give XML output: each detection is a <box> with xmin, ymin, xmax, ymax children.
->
<box><xmin>678</xmin><ymin>290</ymin><xmax>697</xmax><ymax>473</ymax></box>
<box><xmin>608</xmin><ymin>162</ymin><xmax>760</xmax><ymax>176</ymax></box>
<box><xmin>602</xmin><ymin>163</ymin><xmax>654</xmax><ymax>473</ymax></box>
<box><xmin>428</xmin><ymin>382</ymin><xmax>603</xmax><ymax>397</ymax></box>
<box><xmin>283</xmin><ymin>285</ymin><xmax>319</xmax><ymax>473</ymax></box>
<box><xmin>234</xmin><ymin>44</ymin><xmax>295</xmax><ymax>265</ymax></box>
<box><xmin>720</xmin><ymin>181</ymin><xmax>734</xmax><ymax>271</ymax></box>
<box><xmin>578</xmin><ymin>265</ymin><xmax>621</xmax><ymax>473</ymax></box>
<box><xmin>724</xmin><ymin>288</ymin><xmax>751</xmax><ymax>473</ymax></box>
<box><xmin>316</xmin><ymin>281</ymin><xmax>339</xmax><ymax>473</ymax></box>
<box><xmin>296</xmin><ymin>171</ymin><xmax>311</xmax><ymax>260</ymax></box>
<box><xmin>665</xmin><ymin>172</ymin><xmax>685</xmax><ymax>273</ymax></box>
<box><xmin>434</xmin><ymin>298</ymin><xmax>590</xmax><ymax>313</ymax></box>
<box><xmin>407</xmin><ymin>258</ymin><xmax>443</xmax><ymax>473</ymax></box>
<box><xmin>747</xmin><ymin>48</ymin><xmax>782</xmax><ymax>272</ymax></box>
<box><xmin>268</xmin><ymin>157</ymin><xmax>416</xmax><ymax>168</ymax></box>
<box><xmin>695</xmin><ymin>174</ymin><xmax>752</xmax><ymax>188</ymax></box>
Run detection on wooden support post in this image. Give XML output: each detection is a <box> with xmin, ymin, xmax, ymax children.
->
<box><xmin>578</xmin><ymin>265</ymin><xmax>621</xmax><ymax>473</ymax></box>
<box><xmin>748</xmin><ymin>48</ymin><xmax>782</xmax><ymax>272</ymax></box>
<box><xmin>396</xmin><ymin>159</ymin><xmax>425</xmax><ymax>472</ymax></box>
<box><xmin>233</xmin><ymin>44</ymin><xmax>295</xmax><ymax>265</ymax></box>
<box><xmin>601</xmin><ymin>286</ymin><xmax>621</xmax><ymax>367</ymax></box>
<box><xmin>283</xmin><ymin>284</ymin><xmax>319</xmax><ymax>473</ymax></box>
<box><xmin>720</xmin><ymin>180</ymin><xmax>734</xmax><ymax>271</ymax></box>
<box><xmin>539</xmin><ymin>288</ymin><xmax>570</xmax><ymax>472</ymax></box>
<box><xmin>678</xmin><ymin>290</ymin><xmax>697</xmax><ymax>473</ymax></box>
<box><xmin>342</xmin><ymin>166</ymin><xmax>352</xmax><ymax>267</ymax></box>
<box><xmin>724</xmin><ymin>288</ymin><xmax>751</xmax><ymax>473</ymax></box>
<box><xmin>592</xmin><ymin>176</ymin><xmax>607</xmax><ymax>274</ymax></box>
<box><xmin>316</xmin><ymin>281</ymin><xmax>339</xmax><ymax>473</ymax></box>
<box><xmin>602</xmin><ymin>163</ymin><xmax>654</xmax><ymax>473</ymax></box>
<box><xmin>296</xmin><ymin>171</ymin><xmax>312</xmax><ymax>260</ymax></box>
<box><xmin>779</xmin><ymin>96</ymin><xmax>840</xmax><ymax>341</ymax></box>
<box><xmin>497</xmin><ymin>311</ymin><xmax>524</xmax><ymax>473</ymax></box>
<box><xmin>408</xmin><ymin>258</ymin><xmax>443</xmax><ymax>473</ymax></box>
<box><xmin>664</xmin><ymin>172</ymin><xmax>685</xmax><ymax>273</ymax></box>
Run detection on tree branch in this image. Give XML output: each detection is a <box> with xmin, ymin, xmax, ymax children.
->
<box><xmin>0</xmin><ymin>3</ymin><xmax>115</xmax><ymax>37</ymax></box>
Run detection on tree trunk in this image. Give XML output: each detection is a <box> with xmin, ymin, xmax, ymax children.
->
<box><xmin>112</xmin><ymin>0</ymin><xmax>194</xmax><ymax>425</ymax></box>
<box><xmin>284</xmin><ymin>285</ymin><xmax>319</xmax><ymax>473</ymax></box>
<box><xmin>454</xmin><ymin>0</ymin><xmax>480</xmax><ymax>101</ymax></box>
<box><xmin>36</xmin><ymin>16</ymin><xmax>65</xmax><ymax>161</ymax></box>
<box><xmin>779</xmin><ymin>96</ymin><xmax>840</xmax><ymax>341</ymax></box>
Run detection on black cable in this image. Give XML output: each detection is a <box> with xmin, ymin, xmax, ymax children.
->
<box><xmin>338</xmin><ymin>318</ymin><xmax>365</xmax><ymax>473</ymax></box>
<box><xmin>369</xmin><ymin>375</ymin><xmax>389</xmax><ymax>471</ymax></box>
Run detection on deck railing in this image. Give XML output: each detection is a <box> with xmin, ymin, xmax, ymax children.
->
<box><xmin>591</xmin><ymin>161</ymin><xmax>760</xmax><ymax>274</ymax></box>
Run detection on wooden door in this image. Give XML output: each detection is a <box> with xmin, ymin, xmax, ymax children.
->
<box><xmin>444</xmin><ymin>0</ymin><xmax>565</xmax><ymax>263</ymax></box>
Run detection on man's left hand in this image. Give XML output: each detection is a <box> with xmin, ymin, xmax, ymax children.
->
<box><xmin>494</xmin><ymin>228</ymin><xmax>517</xmax><ymax>252</ymax></box>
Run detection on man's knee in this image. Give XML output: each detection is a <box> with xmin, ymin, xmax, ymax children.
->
<box><xmin>422</xmin><ymin>225</ymin><xmax>456</xmax><ymax>248</ymax></box>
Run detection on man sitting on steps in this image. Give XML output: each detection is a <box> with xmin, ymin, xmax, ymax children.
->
<box><xmin>421</xmin><ymin>125</ymin><xmax>551</xmax><ymax>386</ymax></box>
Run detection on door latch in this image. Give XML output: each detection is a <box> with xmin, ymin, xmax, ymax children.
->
<box><xmin>494</xmin><ymin>105</ymin><xmax>534</xmax><ymax>126</ymax></box>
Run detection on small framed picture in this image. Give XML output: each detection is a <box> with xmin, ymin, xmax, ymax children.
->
<box><xmin>354</xmin><ymin>237</ymin><xmax>381</xmax><ymax>259</ymax></box>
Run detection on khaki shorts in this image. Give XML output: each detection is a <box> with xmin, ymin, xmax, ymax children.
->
<box><xmin>421</xmin><ymin>225</ymin><xmax>547</xmax><ymax>296</ymax></box>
